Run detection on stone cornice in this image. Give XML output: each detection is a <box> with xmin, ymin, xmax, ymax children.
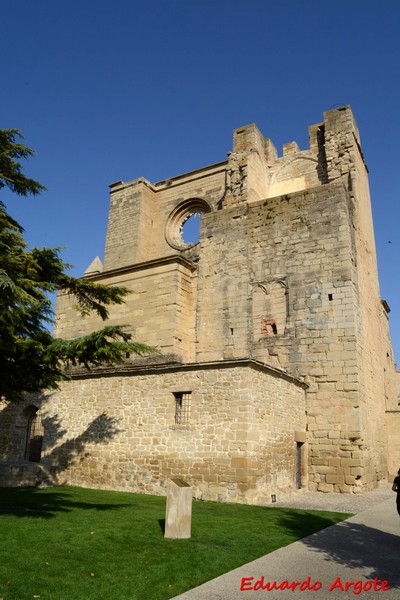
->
<box><xmin>108</xmin><ymin>160</ymin><xmax>228</xmax><ymax>193</ymax></box>
<box><xmin>83</xmin><ymin>254</ymin><xmax>197</xmax><ymax>282</ymax></box>
<box><xmin>67</xmin><ymin>356</ymin><xmax>308</xmax><ymax>389</ymax></box>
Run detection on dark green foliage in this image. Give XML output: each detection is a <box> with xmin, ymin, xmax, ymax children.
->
<box><xmin>0</xmin><ymin>129</ymin><xmax>156</xmax><ymax>403</ymax></box>
<box><xmin>0</xmin><ymin>129</ymin><xmax>46</xmax><ymax>196</ymax></box>
<box><xmin>49</xmin><ymin>326</ymin><xmax>155</xmax><ymax>368</ymax></box>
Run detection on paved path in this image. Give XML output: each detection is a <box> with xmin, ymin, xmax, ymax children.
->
<box><xmin>171</xmin><ymin>487</ymin><xmax>399</xmax><ymax>599</ymax></box>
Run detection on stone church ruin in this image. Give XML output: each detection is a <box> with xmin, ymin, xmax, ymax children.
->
<box><xmin>1</xmin><ymin>106</ymin><xmax>399</xmax><ymax>502</ymax></box>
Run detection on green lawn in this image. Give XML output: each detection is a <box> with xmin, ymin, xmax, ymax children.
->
<box><xmin>0</xmin><ymin>486</ymin><xmax>351</xmax><ymax>600</ymax></box>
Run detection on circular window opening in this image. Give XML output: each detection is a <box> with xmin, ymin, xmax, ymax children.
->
<box><xmin>165</xmin><ymin>199</ymin><xmax>211</xmax><ymax>250</ymax></box>
<box><xmin>181</xmin><ymin>212</ymin><xmax>204</xmax><ymax>245</ymax></box>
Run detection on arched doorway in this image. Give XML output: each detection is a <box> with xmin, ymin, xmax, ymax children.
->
<box><xmin>24</xmin><ymin>407</ymin><xmax>44</xmax><ymax>463</ymax></box>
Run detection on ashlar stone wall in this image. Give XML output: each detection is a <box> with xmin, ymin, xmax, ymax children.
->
<box><xmin>0</xmin><ymin>362</ymin><xmax>306</xmax><ymax>504</ymax></box>
<box><xmin>55</xmin><ymin>257</ymin><xmax>197</xmax><ymax>360</ymax></box>
<box><xmin>1</xmin><ymin>106</ymin><xmax>397</xmax><ymax>502</ymax></box>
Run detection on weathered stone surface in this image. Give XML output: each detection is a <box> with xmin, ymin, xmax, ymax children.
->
<box><xmin>0</xmin><ymin>106</ymin><xmax>398</xmax><ymax>501</ymax></box>
<box><xmin>0</xmin><ymin>362</ymin><xmax>306</xmax><ymax>503</ymax></box>
<box><xmin>164</xmin><ymin>478</ymin><xmax>192</xmax><ymax>539</ymax></box>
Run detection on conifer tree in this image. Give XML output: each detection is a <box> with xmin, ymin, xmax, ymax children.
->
<box><xmin>0</xmin><ymin>129</ymin><xmax>155</xmax><ymax>403</ymax></box>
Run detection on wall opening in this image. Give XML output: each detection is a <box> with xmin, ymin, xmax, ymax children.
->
<box><xmin>165</xmin><ymin>199</ymin><xmax>211</xmax><ymax>250</ymax></box>
<box><xmin>174</xmin><ymin>392</ymin><xmax>191</xmax><ymax>426</ymax></box>
<box><xmin>296</xmin><ymin>442</ymin><xmax>304</xmax><ymax>489</ymax></box>
<box><xmin>181</xmin><ymin>212</ymin><xmax>204</xmax><ymax>245</ymax></box>
<box><xmin>24</xmin><ymin>407</ymin><xmax>44</xmax><ymax>463</ymax></box>
<box><xmin>252</xmin><ymin>281</ymin><xmax>287</xmax><ymax>341</ymax></box>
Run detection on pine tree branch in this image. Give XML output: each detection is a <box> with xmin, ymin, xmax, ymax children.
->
<box><xmin>0</xmin><ymin>128</ymin><xmax>158</xmax><ymax>403</ymax></box>
<box><xmin>47</xmin><ymin>326</ymin><xmax>158</xmax><ymax>368</ymax></box>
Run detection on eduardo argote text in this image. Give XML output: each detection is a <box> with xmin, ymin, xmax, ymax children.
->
<box><xmin>240</xmin><ymin>576</ymin><xmax>391</xmax><ymax>595</ymax></box>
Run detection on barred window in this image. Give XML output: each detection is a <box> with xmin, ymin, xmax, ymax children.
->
<box><xmin>174</xmin><ymin>392</ymin><xmax>191</xmax><ymax>425</ymax></box>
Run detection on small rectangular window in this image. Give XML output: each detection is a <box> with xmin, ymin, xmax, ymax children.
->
<box><xmin>174</xmin><ymin>392</ymin><xmax>191</xmax><ymax>426</ymax></box>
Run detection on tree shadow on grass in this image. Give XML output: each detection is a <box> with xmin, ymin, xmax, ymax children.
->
<box><xmin>158</xmin><ymin>518</ymin><xmax>166</xmax><ymax>534</ymax></box>
<box><xmin>272</xmin><ymin>508</ymin><xmax>349</xmax><ymax>540</ymax></box>
<box><xmin>0</xmin><ymin>487</ymin><xmax>131</xmax><ymax>519</ymax></box>
<box><xmin>276</xmin><ymin>509</ymin><xmax>400</xmax><ymax>588</ymax></box>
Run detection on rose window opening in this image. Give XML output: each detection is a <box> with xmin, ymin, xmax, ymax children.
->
<box><xmin>165</xmin><ymin>199</ymin><xmax>211</xmax><ymax>250</ymax></box>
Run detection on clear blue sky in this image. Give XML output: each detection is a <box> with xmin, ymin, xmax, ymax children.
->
<box><xmin>2</xmin><ymin>0</ymin><xmax>399</xmax><ymax>360</ymax></box>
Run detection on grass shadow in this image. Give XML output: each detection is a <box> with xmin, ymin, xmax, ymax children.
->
<box><xmin>273</xmin><ymin>508</ymin><xmax>353</xmax><ymax>539</ymax></box>
<box><xmin>0</xmin><ymin>487</ymin><xmax>130</xmax><ymax>519</ymax></box>
<box><xmin>158</xmin><ymin>518</ymin><xmax>166</xmax><ymax>534</ymax></box>
<box><xmin>0</xmin><ymin>487</ymin><xmax>357</xmax><ymax>600</ymax></box>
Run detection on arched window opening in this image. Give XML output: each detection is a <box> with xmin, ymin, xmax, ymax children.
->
<box><xmin>25</xmin><ymin>407</ymin><xmax>44</xmax><ymax>463</ymax></box>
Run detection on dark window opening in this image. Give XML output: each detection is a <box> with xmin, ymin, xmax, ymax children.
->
<box><xmin>261</xmin><ymin>317</ymin><xmax>278</xmax><ymax>336</ymax></box>
<box><xmin>296</xmin><ymin>442</ymin><xmax>303</xmax><ymax>489</ymax></box>
<box><xmin>174</xmin><ymin>392</ymin><xmax>191</xmax><ymax>426</ymax></box>
<box><xmin>328</xmin><ymin>294</ymin><xmax>333</xmax><ymax>301</ymax></box>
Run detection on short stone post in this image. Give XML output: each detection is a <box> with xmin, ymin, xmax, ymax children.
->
<box><xmin>164</xmin><ymin>478</ymin><xmax>192</xmax><ymax>539</ymax></box>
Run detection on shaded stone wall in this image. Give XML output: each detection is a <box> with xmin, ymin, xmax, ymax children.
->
<box><xmin>0</xmin><ymin>363</ymin><xmax>306</xmax><ymax>504</ymax></box>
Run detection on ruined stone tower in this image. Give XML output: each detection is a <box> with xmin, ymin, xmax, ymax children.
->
<box><xmin>1</xmin><ymin>106</ymin><xmax>398</xmax><ymax>501</ymax></box>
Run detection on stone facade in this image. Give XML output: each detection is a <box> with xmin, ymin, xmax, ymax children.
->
<box><xmin>0</xmin><ymin>106</ymin><xmax>398</xmax><ymax>501</ymax></box>
<box><xmin>0</xmin><ymin>362</ymin><xmax>306</xmax><ymax>503</ymax></box>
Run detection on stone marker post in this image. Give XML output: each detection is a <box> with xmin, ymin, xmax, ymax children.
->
<box><xmin>164</xmin><ymin>478</ymin><xmax>192</xmax><ymax>539</ymax></box>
